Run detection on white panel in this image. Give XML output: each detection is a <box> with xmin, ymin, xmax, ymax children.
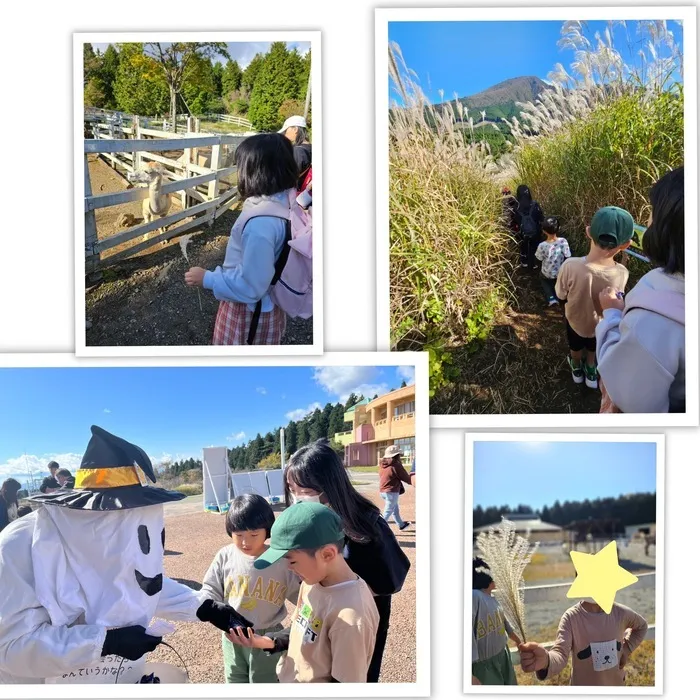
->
<box><xmin>248</xmin><ymin>471</ymin><xmax>271</xmax><ymax>498</ymax></box>
<box><xmin>202</xmin><ymin>446</ymin><xmax>230</xmax><ymax>511</ymax></box>
<box><xmin>231</xmin><ymin>472</ymin><xmax>253</xmax><ymax>497</ymax></box>
<box><xmin>266</xmin><ymin>469</ymin><xmax>285</xmax><ymax>501</ymax></box>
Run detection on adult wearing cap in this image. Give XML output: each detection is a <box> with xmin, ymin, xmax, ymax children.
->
<box><xmin>39</xmin><ymin>461</ymin><xmax>60</xmax><ymax>494</ymax></box>
<box><xmin>555</xmin><ymin>206</ymin><xmax>633</xmax><ymax>390</ymax></box>
<box><xmin>0</xmin><ymin>425</ymin><xmax>251</xmax><ymax>684</ymax></box>
<box><xmin>379</xmin><ymin>445</ymin><xmax>413</xmax><ymax>531</ymax></box>
<box><xmin>279</xmin><ymin>115</ymin><xmax>312</xmax><ymax>192</ymax></box>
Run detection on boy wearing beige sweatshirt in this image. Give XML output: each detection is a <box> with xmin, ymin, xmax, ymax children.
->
<box><xmin>519</xmin><ymin>600</ymin><xmax>648</xmax><ymax>686</ymax></box>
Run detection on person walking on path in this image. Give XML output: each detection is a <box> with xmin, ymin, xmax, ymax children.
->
<box><xmin>515</xmin><ymin>185</ymin><xmax>544</xmax><ymax>269</ymax></box>
<box><xmin>379</xmin><ymin>445</ymin><xmax>413</xmax><ymax>532</ymax></box>
<box><xmin>283</xmin><ymin>439</ymin><xmax>411</xmax><ymax>683</ymax></box>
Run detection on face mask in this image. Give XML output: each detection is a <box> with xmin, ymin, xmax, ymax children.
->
<box><xmin>292</xmin><ymin>493</ymin><xmax>322</xmax><ymax>504</ymax></box>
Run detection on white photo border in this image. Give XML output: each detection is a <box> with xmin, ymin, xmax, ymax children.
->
<box><xmin>463</xmin><ymin>432</ymin><xmax>665</xmax><ymax>694</ymax></box>
<box><xmin>375</xmin><ymin>6</ymin><xmax>698</xmax><ymax>427</ymax></box>
<box><xmin>74</xmin><ymin>30</ymin><xmax>324</xmax><ymax>357</ymax></box>
<box><xmin>0</xmin><ymin>351</ymin><xmax>430</xmax><ymax>698</ymax></box>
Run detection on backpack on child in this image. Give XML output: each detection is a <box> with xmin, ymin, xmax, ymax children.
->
<box><xmin>233</xmin><ymin>189</ymin><xmax>313</xmax><ymax>344</ymax></box>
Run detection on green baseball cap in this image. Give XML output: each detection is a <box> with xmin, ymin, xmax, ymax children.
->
<box><xmin>254</xmin><ymin>502</ymin><xmax>345</xmax><ymax>570</ymax></box>
<box><xmin>590</xmin><ymin>206</ymin><xmax>634</xmax><ymax>248</ymax></box>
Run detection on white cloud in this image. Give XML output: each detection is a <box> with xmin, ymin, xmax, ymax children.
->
<box><xmin>256</xmin><ymin>387</ymin><xmax>267</xmax><ymax>395</ymax></box>
<box><xmin>313</xmin><ymin>367</ymin><xmax>389</xmax><ymax>402</ymax></box>
<box><xmin>103</xmin><ymin>408</ymin><xmax>111</xmax><ymax>413</ymax></box>
<box><xmin>397</xmin><ymin>366</ymin><xmax>416</xmax><ymax>385</ymax></box>
<box><xmin>226</xmin><ymin>431</ymin><xmax>247</xmax><ymax>443</ymax></box>
<box><xmin>285</xmin><ymin>402</ymin><xmax>322</xmax><ymax>421</ymax></box>
<box><xmin>0</xmin><ymin>453</ymin><xmax>82</xmax><ymax>486</ymax></box>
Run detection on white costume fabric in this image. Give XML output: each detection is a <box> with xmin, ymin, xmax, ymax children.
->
<box><xmin>0</xmin><ymin>509</ymin><xmax>205</xmax><ymax>684</ymax></box>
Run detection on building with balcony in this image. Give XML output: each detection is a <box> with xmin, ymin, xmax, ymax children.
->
<box><xmin>342</xmin><ymin>386</ymin><xmax>416</xmax><ymax>467</ymax></box>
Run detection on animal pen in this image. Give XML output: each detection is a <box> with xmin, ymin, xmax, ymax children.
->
<box><xmin>83</xmin><ymin>111</ymin><xmax>246</xmax><ymax>277</ymax></box>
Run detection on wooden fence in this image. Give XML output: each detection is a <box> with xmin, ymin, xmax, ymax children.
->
<box><xmin>84</xmin><ymin>114</ymin><xmax>246</xmax><ymax>274</ymax></box>
<box><xmin>200</xmin><ymin>113</ymin><xmax>253</xmax><ymax>129</ymax></box>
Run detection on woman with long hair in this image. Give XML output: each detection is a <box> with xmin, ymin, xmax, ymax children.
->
<box><xmin>284</xmin><ymin>439</ymin><xmax>411</xmax><ymax>682</ymax></box>
<box><xmin>379</xmin><ymin>445</ymin><xmax>412</xmax><ymax>531</ymax></box>
<box><xmin>0</xmin><ymin>478</ymin><xmax>22</xmax><ymax>532</ymax></box>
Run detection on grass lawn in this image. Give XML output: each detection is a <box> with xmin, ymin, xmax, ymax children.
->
<box><xmin>348</xmin><ymin>466</ymin><xmax>379</xmax><ymax>473</ymax></box>
<box><xmin>199</xmin><ymin>120</ymin><xmax>251</xmax><ymax>134</ymax></box>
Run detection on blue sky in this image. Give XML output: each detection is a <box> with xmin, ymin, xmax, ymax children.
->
<box><xmin>473</xmin><ymin>441</ymin><xmax>657</xmax><ymax>510</ymax></box>
<box><xmin>90</xmin><ymin>42</ymin><xmax>310</xmax><ymax>70</ymax></box>
<box><xmin>389</xmin><ymin>19</ymin><xmax>684</xmax><ymax>104</ymax></box>
<box><xmin>0</xmin><ymin>365</ymin><xmax>414</xmax><ymax>485</ymax></box>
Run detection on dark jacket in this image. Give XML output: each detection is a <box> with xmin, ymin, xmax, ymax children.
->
<box><xmin>516</xmin><ymin>200</ymin><xmax>544</xmax><ymax>237</ymax></box>
<box><xmin>39</xmin><ymin>475</ymin><xmax>60</xmax><ymax>493</ymax></box>
<box><xmin>294</xmin><ymin>144</ymin><xmax>312</xmax><ymax>190</ymax></box>
<box><xmin>0</xmin><ymin>494</ymin><xmax>18</xmax><ymax>532</ymax></box>
<box><xmin>379</xmin><ymin>457</ymin><xmax>413</xmax><ymax>494</ymax></box>
<box><xmin>345</xmin><ymin>511</ymin><xmax>411</xmax><ymax>596</ymax></box>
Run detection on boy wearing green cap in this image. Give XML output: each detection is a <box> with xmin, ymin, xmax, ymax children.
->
<box><xmin>226</xmin><ymin>501</ymin><xmax>379</xmax><ymax>683</ymax></box>
<box><xmin>555</xmin><ymin>206</ymin><xmax>633</xmax><ymax>389</ymax></box>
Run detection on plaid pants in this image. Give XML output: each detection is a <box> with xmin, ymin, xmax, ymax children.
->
<box><xmin>212</xmin><ymin>301</ymin><xmax>287</xmax><ymax>345</ymax></box>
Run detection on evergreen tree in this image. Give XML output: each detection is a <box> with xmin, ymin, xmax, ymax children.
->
<box><xmin>344</xmin><ymin>393</ymin><xmax>358</xmax><ymax>410</ymax></box>
<box><xmin>248</xmin><ymin>42</ymin><xmax>299</xmax><ymax>131</ymax></box>
<box><xmin>100</xmin><ymin>44</ymin><xmax>120</xmax><ymax>109</ymax></box>
<box><xmin>211</xmin><ymin>60</ymin><xmax>224</xmax><ymax>97</ymax></box>
<box><xmin>222</xmin><ymin>59</ymin><xmax>243</xmax><ymax>96</ymax></box>
<box><xmin>400</xmin><ymin>380</ymin><xmax>407</xmax><ymax>388</ymax></box>
<box><xmin>284</xmin><ymin>421</ymin><xmax>298</xmax><ymax>456</ymax></box>
<box><xmin>246</xmin><ymin>433</ymin><xmax>266</xmax><ymax>468</ymax></box>
<box><xmin>328</xmin><ymin>403</ymin><xmax>345</xmax><ymax>438</ymax></box>
<box><xmin>242</xmin><ymin>53</ymin><xmax>265</xmax><ymax>92</ymax></box>
<box><xmin>297</xmin><ymin>420</ymin><xmax>310</xmax><ymax>448</ymax></box>
<box><xmin>307</xmin><ymin>409</ymin><xmax>325</xmax><ymax>442</ymax></box>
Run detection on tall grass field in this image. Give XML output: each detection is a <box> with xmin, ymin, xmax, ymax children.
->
<box><xmin>389</xmin><ymin>20</ymin><xmax>684</xmax><ymax>398</ymax></box>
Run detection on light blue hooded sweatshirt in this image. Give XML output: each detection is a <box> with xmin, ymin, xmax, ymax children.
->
<box><xmin>596</xmin><ymin>267</ymin><xmax>685</xmax><ymax>413</ymax></box>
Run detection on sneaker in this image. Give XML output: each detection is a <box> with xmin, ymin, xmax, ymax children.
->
<box><xmin>520</xmin><ymin>262</ymin><xmax>528</xmax><ymax>268</ymax></box>
<box><xmin>399</xmin><ymin>521</ymin><xmax>412</xmax><ymax>531</ymax></box>
<box><xmin>548</xmin><ymin>297</ymin><xmax>559</xmax><ymax>306</ymax></box>
<box><xmin>567</xmin><ymin>356</ymin><xmax>584</xmax><ymax>384</ymax></box>
<box><xmin>584</xmin><ymin>364</ymin><xmax>598</xmax><ymax>390</ymax></box>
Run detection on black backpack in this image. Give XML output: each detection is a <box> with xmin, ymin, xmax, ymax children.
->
<box><xmin>520</xmin><ymin>204</ymin><xmax>539</xmax><ymax>237</ymax></box>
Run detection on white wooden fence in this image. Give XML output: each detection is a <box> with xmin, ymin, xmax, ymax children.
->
<box><xmin>84</xmin><ymin>115</ymin><xmax>246</xmax><ymax>273</ymax></box>
<box><xmin>200</xmin><ymin>113</ymin><xmax>253</xmax><ymax>129</ymax></box>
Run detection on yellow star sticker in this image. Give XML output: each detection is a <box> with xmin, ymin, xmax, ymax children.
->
<box><xmin>566</xmin><ymin>541</ymin><xmax>638</xmax><ymax>613</ymax></box>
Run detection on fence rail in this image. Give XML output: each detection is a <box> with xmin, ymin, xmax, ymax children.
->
<box><xmin>84</xmin><ymin>113</ymin><xmax>245</xmax><ymax>275</ymax></box>
<box><xmin>522</xmin><ymin>571</ymin><xmax>655</xmax><ymax>604</ymax></box>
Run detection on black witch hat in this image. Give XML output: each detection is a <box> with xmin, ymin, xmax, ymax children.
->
<box><xmin>28</xmin><ymin>425</ymin><xmax>185</xmax><ymax>511</ymax></box>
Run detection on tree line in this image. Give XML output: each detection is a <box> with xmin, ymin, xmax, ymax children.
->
<box><xmin>158</xmin><ymin>384</ymin><xmax>407</xmax><ymax>478</ymax></box>
<box><xmin>83</xmin><ymin>41</ymin><xmax>311</xmax><ymax>132</ymax></box>
<box><xmin>473</xmin><ymin>492</ymin><xmax>656</xmax><ymax>529</ymax></box>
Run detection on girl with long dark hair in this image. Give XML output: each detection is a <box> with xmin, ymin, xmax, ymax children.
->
<box><xmin>284</xmin><ymin>439</ymin><xmax>411</xmax><ymax>682</ymax></box>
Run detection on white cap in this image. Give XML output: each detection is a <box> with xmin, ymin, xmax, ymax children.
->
<box><xmin>384</xmin><ymin>445</ymin><xmax>402</xmax><ymax>458</ymax></box>
<box><xmin>279</xmin><ymin>115</ymin><xmax>307</xmax><ymax>133</ymax></box>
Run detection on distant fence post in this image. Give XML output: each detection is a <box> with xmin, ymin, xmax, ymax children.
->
<box><xmin>132</xmin><ymin>116</ymin><xmax>141</xmax><ymax>172</ymax></box>
<box><xmin>84</xmin><ymin>154</ymin><xmax>101</xmax><ymax>281</ymax></box>
<box><xmin>207</xmin><ymin>136</ymin><xmax>222</xmax><ymax>226</ymax></box>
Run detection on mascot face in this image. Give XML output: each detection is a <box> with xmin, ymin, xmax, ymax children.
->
<box><xmin>33</xmin><ymin>504</ymin><xmax>167</xmax><ymax>627</ymax></box>
<box><xmin>577</xmin><ymin>639</ymin><xmax>621</xmax><ymax>672</ymax></box>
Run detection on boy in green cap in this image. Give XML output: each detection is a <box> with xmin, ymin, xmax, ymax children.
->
<box><xmin>225</xmin><ymin>501</ymin><xmax>379</xmax><ymax>683</ymax></box>
<box><xmin>555</xmin><ymin>206</ymin><xmax>633</xmax><ymax>390</ymax></box>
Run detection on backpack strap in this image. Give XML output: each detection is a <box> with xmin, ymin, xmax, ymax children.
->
<box><xmin>246</xmin><ymin>218</ymin><xmax>293</xmax><ymax>345</ymax></box>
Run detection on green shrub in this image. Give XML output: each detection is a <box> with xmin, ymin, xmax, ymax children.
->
<box><xmin>172</xmin><ymin>483</ymin><xmax>202</xmax><ymax>496</ymax></box>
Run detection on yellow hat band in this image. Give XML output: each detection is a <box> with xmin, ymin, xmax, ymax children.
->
<box><xmin>74</xmin><ymin>466</ymin><xmax>146</xmax><ymax>489</ymax></box>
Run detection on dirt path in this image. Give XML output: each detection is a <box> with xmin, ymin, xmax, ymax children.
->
<box><xmin>85</xmin><ymin>156</ymin><xmax>312</xmax><ymax>347</ymax></box>
<box><xmin>432</xmin><ymin>261</ymin><xmax>601</xmax><ymax>415</ymax></box>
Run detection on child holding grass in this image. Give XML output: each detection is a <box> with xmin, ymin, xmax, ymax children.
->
<box><xmin>201</xmin><ymin>494</ymin><xmax>300</xmax><ymax>683</ymax></box>
<box><xmin>184</xmin><ymin>133</ymin><xmax>299</xmax><ymax>345</ymax></box>
<box><xmin>535</xmin><ymin>216</ymin><xmax>570</xmax><ymax>306</ymax></box>
<box><xmin>519</xmin><ymin>600</ymin><xmax>648</xmax><ymax>686</ymax></box>
<box><xmin>555</xmin><ymin>206</ymin><xmax>633</xmax><ymax>390</ymax></box>
<box><xmin>471</xmin><ymin>558</ymin><xmax>522</xmax><ymax>685</ymax></box>
<box><xmin>227</xmin><ymin>502</ymin><xmax>380</xmax><ymax>683</ymax></box>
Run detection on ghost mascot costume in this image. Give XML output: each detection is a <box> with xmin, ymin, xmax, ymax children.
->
<box><xmin>0</xmin><ymin>426</ymin><xmax>251</xmax><ymax>684</ymax></box>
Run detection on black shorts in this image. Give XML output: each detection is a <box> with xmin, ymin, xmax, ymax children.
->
<box><xmin>565</xmin><ymin>319</ymin><xmax>596</xmax><ymax>353</ymax></box>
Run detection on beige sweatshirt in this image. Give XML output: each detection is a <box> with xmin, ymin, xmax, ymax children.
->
<box><xmin>538</xmin><ymin>602</ymin><xmax>648</xmax><ymax>686</ymax></box>
<box><xmin>555</xmin><ymin>257</ymin><xmax>629</xmax><ymax>338</ymax></box>
<box><xmin>201</xmin><ymin>544</ymin><xmax>300</xmax><ymax>630</ymax></box>
<box><xmin>277</xmin><ymin>576</ymin><xmax>379</xmax><ymax>683</ymax></box>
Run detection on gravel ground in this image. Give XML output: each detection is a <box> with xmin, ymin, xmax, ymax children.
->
<box><xmin>147</xmin><ymin>489</ymin><xmax>416</xmax><ymax>683</ymax></box>
<box><xmin>85</xmin><ymin>155</ymin><xmax>312</xmax><ymax>347</ymax></box>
